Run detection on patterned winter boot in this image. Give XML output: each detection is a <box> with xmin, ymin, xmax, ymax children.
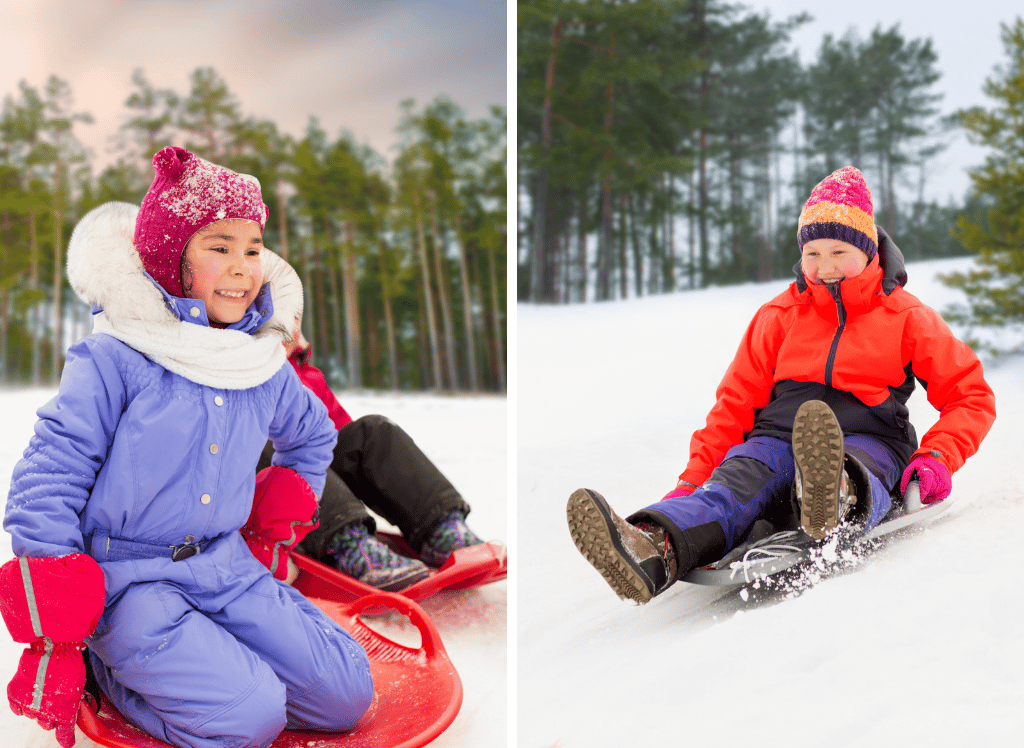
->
<box><xmin>792</xmin><ymin>400</ymin><xmax>858</xmax><ymax>540</ymax></box>
<box><xmin>328</xmin><ymin>522</ymin><xmax>431</xmax><ymax>591</ymax></box>
<box><xmin>566</xmin><ymin>488</ymin><xmax>678</xmax><ymax>604</ymax></box>
<box><xmin>419</xmin><ymin>509</ymin><xmax>485</xmax><ymax>567</ymax></box>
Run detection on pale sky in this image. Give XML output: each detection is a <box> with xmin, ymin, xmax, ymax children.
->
<box><xmin>757</xmin><ymin>0</ymin><xmax>1024</xmax><ymax>202</ymax></box>
<box><xmin>0</xmin><ymin>0</ymin><xmax>507</xmax><ymax>169</ymax></box>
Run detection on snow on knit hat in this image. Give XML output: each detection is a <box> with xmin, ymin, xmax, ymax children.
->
<box><xmin>797</xmin><ymin>166</ymin><xmax>878</xmax><ymax>261</ymax></box>
<box><xmin>133</xmin><ymin>146</ymin><xmax>269</xmax><ymax>298</ymax></box>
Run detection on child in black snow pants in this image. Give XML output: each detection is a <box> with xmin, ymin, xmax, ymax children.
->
<box><xmin>260</xmin><ymin>313</ymin><xmax>489</xmax><ymax>591</ymax></box>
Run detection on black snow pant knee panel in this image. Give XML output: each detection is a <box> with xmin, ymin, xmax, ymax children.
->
<box><xmin>705</xmin><ymin>456</ymin><xmax>776</xmax><ymax>506</ymax></box>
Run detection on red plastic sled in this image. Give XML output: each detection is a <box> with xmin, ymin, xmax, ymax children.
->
<box><xmin>292</xmin><ymin>534</ymin><xmax>508</xmax><ymax>606</ymax></box>
<box><xmin>77</xmin><ymin>592</ymin><xmax>463</xmax><ymax>748</ymax></box>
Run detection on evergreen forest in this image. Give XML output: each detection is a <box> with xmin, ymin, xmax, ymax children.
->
<box><xmin>518</xmin><ymin>0</ymin><xmax>997</xmax><ymax>305</ymax></box>
<box><xmin>0</xmin><ymin>67</ymin><xmax>507</xmax><ymax>391</ymax></box>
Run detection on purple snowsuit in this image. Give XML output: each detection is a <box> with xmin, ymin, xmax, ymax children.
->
<box><xmin>4</xmin><ymin>203</ymin><xmax>372</xmax><ymax>748</ymax></box>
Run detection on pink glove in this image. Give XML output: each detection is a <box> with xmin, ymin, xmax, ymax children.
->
<box><xmin>900</xmin><ymin>454</ymin><xmax>952</xmax><ymax>505</ymax></box>
<box><xmin>241</xmin><ymin>466</ymin><xmax>320</xmax><ymax>580</ymax></box>
<box><xmin>661</xmin><ymin>481</ymin><xmax>698</xmax><ymax>501</ymax></box>
<box><xmin>0</xmin><ymin>554</ymin><xmax>107</xmax><ymax>748</ymax></box>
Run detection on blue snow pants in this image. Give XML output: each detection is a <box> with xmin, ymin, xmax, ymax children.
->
<box><xmin>86</xmin><ymin>533</ymin><xmax>374</xmax><ymax>748</ymax></box>
<box><xmin>630</xmin><ymin>435</ymin><xmax>900</xmax><ymax>577</ymax></box>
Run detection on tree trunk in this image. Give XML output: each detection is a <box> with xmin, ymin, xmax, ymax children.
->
<box><xmin>663</xmin><ymin>173</ymin><xmax>675</xmax><ymax>293</ymax></box>
<box><xmin>276</xmin><ymin>181</ymin><xmax>290</xmax><ymax>262</ymax></box>
<box><xmin>376</xmin><ymin>240</ymin><xmax>400</xmax><ymax>391</ymax></box>
<box><xmin>429</xmin><ymin>199</ymin><xmax>459</xmax><ymax>390</ymax></box>
<box><xmin>757</xmin><ymin>147</ymin><xmax>773</xmax><ymax>282</ymax></box>
<box><xmin>618</xmin><ymin>199</ymin><xmax>628</xmax><ymax>299</ymax></box>
<box><xmin>52</xmin><ymin>162</ymin><xmax>65</xmax><ymax>383</ymax></box>
<box><xmin>487</xmin><ymin>233</ymin><xmax>506</xmax><ymax>392</ymax></box>
<box><xmin>576</xmin><ymin>187</ymin><xmax>588</xmax><ymax>302</ymax></box>
<box><xmin>597</xmin><ymin>176</ymin><xmax>614</xmax><ymax>300</ymax></box>
<box><xmin>413</xmin><ymin>192</ymin><xmax>443</xmax><ymax>389</ymax></box>
<box><xmin>310</xmin><ymin>236</ymin><xmax>330</xmax><ymax>373</ymax></box>
<box><xmin>531</xmin><ymin>18</ymin><xmax>566</xmax><ymax>303</ymax></box>
<box><xmin>341</xmin><ymin>220</ymin><xmax>361</xmax><ymax>389</ymax></box>
<box><xmin>688</xmin><ymin>171</ymin><xmax>696</xmax><ymax>289</ymax></box>
<box><xmin>454</xmin><ymin>214</ymin><xmax>479</xmax><ymax>391</ymax></box>
<box><xmin>325</xmin><ymin>244</ymin><xmax>345</xmax><ymax>381</ymax></box>
<box><xmin>628</xmin><ymin>193</ymin><xmax>643</xmax><ymax>297</ymax></box>
<box><xmin>0</xmin><ymin>285</ymin><xmax>7</xmax><ymax>384</ymax></box>
<box><xmin>29</xmin><ymin>210</ymin><xmax>40</xmax><ymax>386</ymax></box>
<box><xmin>697</xmin><ymin>131</ymin><xmax>709</xmax><ymax>287</ymax></box>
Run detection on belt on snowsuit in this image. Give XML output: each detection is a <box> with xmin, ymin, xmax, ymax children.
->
<box><xmin>86</xmin><ymin>531</ymin><xmax>219</xmax><ymax>562</ymax></box>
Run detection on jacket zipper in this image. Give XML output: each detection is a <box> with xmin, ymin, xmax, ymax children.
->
<box><xmin>825</xmin><ymin>284</ymin><xmax>846</xmax><ymax>387</ymax></box>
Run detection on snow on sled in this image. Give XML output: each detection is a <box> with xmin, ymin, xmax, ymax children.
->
<box><xmin>682</xmin><ymin>481</ymin><xmax>951</xmax><ymax>587</ymax></box>
<box><xmin>292</xmin><ymin>533</ymin><xmax>507</xmax><ymax>606</ymax></box>
<box><xmin>77</xmin><ymin>591</ymin><xmax>463</xmax><ymax>748</ymax></box>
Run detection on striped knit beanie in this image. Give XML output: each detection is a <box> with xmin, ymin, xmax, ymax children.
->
<box><xmin>797</xmin><ymin>166</ymin><xmax>878</xmax><ymax>261</ymax></box>
<box><xmin>134</xmin><ymin>146</ymin><xmax>268</xmax><ymax>299</ymax></box>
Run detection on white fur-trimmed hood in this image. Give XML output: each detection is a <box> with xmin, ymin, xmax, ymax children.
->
<box><xmin>67</xmin><ymin>201</ymin><xmax>303</xmax><ymax>389</ymax></box>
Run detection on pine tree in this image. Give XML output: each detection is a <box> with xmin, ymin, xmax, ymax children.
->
<box><xmin>942</xmin><ymin>19</ymin><xmax>1024</xmax><ymax>352</ymax></box>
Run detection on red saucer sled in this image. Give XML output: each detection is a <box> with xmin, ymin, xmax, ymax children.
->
<box><xmin>292</xmin><ymin>533</ymin><xmax>508</xmax><ymax>606</ymax></box>
<box><xmin>77</xmin><ymin>591</ymin><xmax>463</xmax><ymax>748</ymax></box>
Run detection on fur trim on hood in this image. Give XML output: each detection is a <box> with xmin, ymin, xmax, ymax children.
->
<box><xmin>67</xmin><ymin>201</ymin><xmax>302</xmax><ymax>389</ymax></box>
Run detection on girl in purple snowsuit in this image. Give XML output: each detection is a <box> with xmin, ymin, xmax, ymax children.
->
<box><xmin>1</xmin><ymin>147</ymin><xmax>373</xmax><ymax>748</ymax></box>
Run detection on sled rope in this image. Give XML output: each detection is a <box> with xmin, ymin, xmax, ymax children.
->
<box><xmin>729</xmin><ymin>531</ymin><xmax>807</xmax><ymax>583</ymax></box>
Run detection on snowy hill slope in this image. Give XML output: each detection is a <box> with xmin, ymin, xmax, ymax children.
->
<box><xmin>0</xmin><ymin>392</ymin><xmax>506</xmax><ymax>748</ymax></box>
<box><xmin>518</xmin><ymin>258</ymin><xmax>1024</xmax><ymax>747</ymax></box>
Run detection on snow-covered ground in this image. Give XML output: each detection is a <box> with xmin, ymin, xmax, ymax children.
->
<box><xmin>0</xmin><ymin>392</ymin><xmax>506</xmax><ymax>748</ymax></box>
<box><xmin>518</xmin><ymin>257</ymin><xmax>1024</xmax><ymax>748</ymax></box>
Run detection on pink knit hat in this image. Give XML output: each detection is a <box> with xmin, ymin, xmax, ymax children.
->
<box><xmin>133</xmin><ymin>146</ymin><xmax>268</xmax><ymax>298</ymax></box>
<box><xmin>798</xmin><ymin>166</ymin><xmax>878</xmax><ymax>260</ymax></box>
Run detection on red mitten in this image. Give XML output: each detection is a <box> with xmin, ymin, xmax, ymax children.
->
<box><xmin>661</xmin><ymin>480</ymin><xmax>698</xmax><ymax>501</ymax></box>
<box><xmin>0</xmin><ymin>554</ymin><xmax>106</xmax><ymax>748</ymax></box>
<box><xmin>241</xmin><ymin>466</ymin><xmax>320</xmax><ymax>580</ymax></box>
<box><xmin>900</xmin><ymin>454</ymin><xmax>952</xmax><ymax>505</ymax></box>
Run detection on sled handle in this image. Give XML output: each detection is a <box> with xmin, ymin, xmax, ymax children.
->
<box><xmin>903</xmin><ymin>477</ymin><xmax>922</xmax><ymax>512</ymax></box>
<box><xmin>345</xmin><ymin>592</ymin><xmax>446</xmax><ymax>660</ymax></box>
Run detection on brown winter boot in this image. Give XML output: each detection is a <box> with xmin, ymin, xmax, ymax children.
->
<box><xmin>792</xmin><ymin>400</ymin><xmax>857</xmax><ymax>540</ymax></box>
<box><xmin>567</xmin><ymin>488</ymin><xmax>678</xmax><ymax>604</ymax></box>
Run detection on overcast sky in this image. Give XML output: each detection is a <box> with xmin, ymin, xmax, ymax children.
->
<box><xmin>0</xmin><ymin>0</ymin><xmax>507</xmax><ymax>169</ymax></box>
<box><xmin>3</xmin><ymin>1</ymin><xmax>1021</xmax><ymax>203</ymax></box>
<box><xmin>756</xmin><ymin>0</ymin><xmax>1023</xmax><ymax>202</ymax></box>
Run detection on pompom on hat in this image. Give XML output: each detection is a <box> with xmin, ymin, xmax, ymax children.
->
<box><xmin>133</xmin><ymin>146</ymin><xmax>269</xmax><ymax>298</ymax></box>
<box><xmin>798</xmin><ymin>166</ymin><xmax>879</xmax><ymax>261</ymax></box>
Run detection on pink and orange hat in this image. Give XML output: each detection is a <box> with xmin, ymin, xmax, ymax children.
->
<box><xmin>798</xmin><ymin>166</ymin><xmax>878</xmax><ymax>260</ymax></box>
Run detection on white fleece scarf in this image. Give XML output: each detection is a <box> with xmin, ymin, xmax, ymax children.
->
<box><xmin>67</xmin><ymin>202</ymin><xmax>303</xmax><ymax>390</ymax></box>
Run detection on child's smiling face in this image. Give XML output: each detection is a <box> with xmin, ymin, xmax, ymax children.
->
<box><xmin>181</xmin><ymin>218</ymin><xmax>264</xmax><ymax>325</ymax></box>
<box><xmin>800</xmin><ymin>238</ymin><xmax>869</xmax><ymax>285</ymax></box>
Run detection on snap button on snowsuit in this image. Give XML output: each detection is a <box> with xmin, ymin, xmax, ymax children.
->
<box><xmin>214</xmin><ymin>396</ymin><xmax>223</xmax><ymax>406</ymax></box>
<box><xmin>210</xmin><ymin>444</ymin><xmax>218</xmax><ymax>454</ymax></box>
<box><xmin>189</xmin><ymin>306</ymin><xmax>200</xmax><ymax>317</ymax></box>
<box><xmin>200</xmin><ymin>494</ymin><xmax>211</xmax><ymax>504</ymax></box>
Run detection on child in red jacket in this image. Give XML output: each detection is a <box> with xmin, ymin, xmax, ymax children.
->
<box><xmin>258</xmin><ymin>317</ymin><xmax>486</xmax><ymax>591</ymax></box>
<box><xmin>568</xmin><ymin>166</ymin><xmax>997</xmax><ymax>604</ymax></box>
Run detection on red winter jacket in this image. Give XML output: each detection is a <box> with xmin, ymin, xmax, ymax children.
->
<box><xmin>289</xmin><ymin>347</ymin><xmax>353</xmax><ymax>431</ymax></box>
<box><xmin>678</xmin><ymin>252</ymin><xmax>996</xmax><ymax>489</ymax></box>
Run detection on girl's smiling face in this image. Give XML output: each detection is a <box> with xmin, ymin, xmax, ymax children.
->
<box><xmin>800</xmin><ymin>238</ymin><xmax>869</xmax><ymax>285</ymax></box>
<box><xmin>181</xmin><ymin>219</ymin><xmax>264</xmax><ymax>325</ymax></box>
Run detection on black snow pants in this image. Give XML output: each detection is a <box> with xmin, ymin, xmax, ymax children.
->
<box><xmin>257</xmin><ymin>414</ymin><xmax>470</xmax><ymax>561</ymax></box>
